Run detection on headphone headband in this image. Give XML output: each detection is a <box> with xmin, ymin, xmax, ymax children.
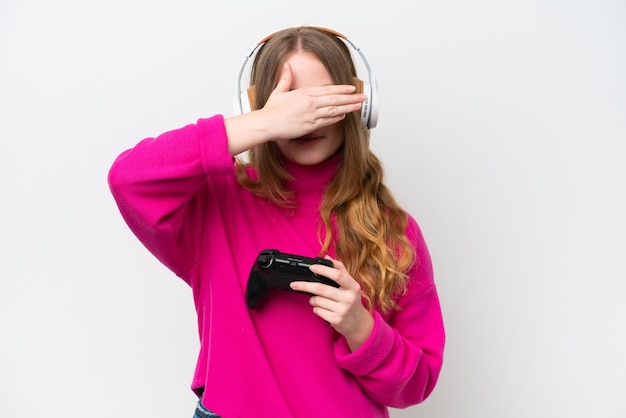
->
<box><xmin>233</xmin><ymin>26</ymin><xmax>379</xmax><ymax>129</ymax></box>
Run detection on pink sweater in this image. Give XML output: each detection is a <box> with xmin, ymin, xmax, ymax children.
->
<box><xmin>108</xmin><ymin>115</ymin><xmax>445</xmax><ymax>418</ymax></box>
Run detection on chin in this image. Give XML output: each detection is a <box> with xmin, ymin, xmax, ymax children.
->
<box><xmin>287</xmin><ymin>154</ymin><xmax>328</xmax><ymax>165</ymax></box>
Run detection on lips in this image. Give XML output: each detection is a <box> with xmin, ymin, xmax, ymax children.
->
<box><xmin>293</xmin><ymin>134</ymin><xmax>322</xmax><ymax>142</ymax></box>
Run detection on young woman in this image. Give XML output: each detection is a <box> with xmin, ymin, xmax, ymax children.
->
<box><xmin>108</xmin><ymin>26</ymin><xmax>445</xmax><ymax>418</ymax></box>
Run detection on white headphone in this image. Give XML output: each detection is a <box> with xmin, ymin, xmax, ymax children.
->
<box><xmin>233</xmin><ymin>27</ymin><xmax>379</xmax><ymax>130</ymax></box>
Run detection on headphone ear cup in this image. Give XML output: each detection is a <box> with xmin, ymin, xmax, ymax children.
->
<box><xmin>354</xmin><ymin>77</ymin><xmax>377</xmax><ymax>129</ymax></box>
<box><xmin>352</xmin><ymin>77</ymin><xmax>364</xmax><ymax>94</ymax></box>
<box><xmin>353</xmin><ymin>77</ymin><xmax>369</xmax><ymax>130</ymax></box>
<box><xmin>246</xmin><ymin>85</ymin><xmax>257</xmax><ymax>112</ymax></box>
<box><xmin>364</xmin><ymin>76</ymin><xmax>378</xmax><ymax>129</ymax></box>
<box><xmin>238</xmin><ymin>91</ymin><xmax>251</xmax><ymax>114</ymax></box>
<box><xmin>236</xmin><ymin>85</ymin><xmax>256</xmax><ymax>114</ymax></box>
<box><xmin>361</xmin><ymin>80</ymin><xmax>371</xmax><ymax>129</ymax></box>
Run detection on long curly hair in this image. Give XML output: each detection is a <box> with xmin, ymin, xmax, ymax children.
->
<box><xmin>234</xmin><ymin>26</ymin><xmax>415</xmax><ymax>313</ymax></box>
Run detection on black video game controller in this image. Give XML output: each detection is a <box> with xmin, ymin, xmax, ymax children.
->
<box><xmin>246</xmin><ymin>249</ymin><xmax>338</xmax><ymax>309</ymax></box>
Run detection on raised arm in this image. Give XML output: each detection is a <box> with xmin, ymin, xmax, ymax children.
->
<box><xmin>107</xmin><ymin>116</ymin><xmax>233</xmax><ymax>278</ymax></box>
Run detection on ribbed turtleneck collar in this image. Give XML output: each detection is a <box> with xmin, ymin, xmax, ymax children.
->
<box><xmin>282</xmin><ymin>153</ymin><xmax>341</xmax><ymax>206</ymax></box>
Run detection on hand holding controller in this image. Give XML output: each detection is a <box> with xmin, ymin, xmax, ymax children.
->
<box><xmin>246</xmin><ymin>249</ymin><xmax>338</xmax><ymax>309</ymax></box>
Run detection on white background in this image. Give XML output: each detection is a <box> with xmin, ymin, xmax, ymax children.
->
<box><xmin>1</xmin><ymin>0</ymin><xmax>625</xmax><ymax>417</ymax></box>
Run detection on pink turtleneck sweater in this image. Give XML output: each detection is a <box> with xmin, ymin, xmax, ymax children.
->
<box><xmin>108</xmin><ymin>115</ymin><xmax>445</xmax><ymax>418</ymax></box>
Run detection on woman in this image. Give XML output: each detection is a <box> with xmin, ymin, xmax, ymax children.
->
<box><xmin>108</xmin><ymin>26</ymin><xmax>445</xmax><ymax>418</ymax></box>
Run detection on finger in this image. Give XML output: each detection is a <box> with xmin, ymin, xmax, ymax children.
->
<box><xmin>307</xmin><ymin>84</ymin><xmax>358</xmax><ymax>97</ymax></box>
<box><xmin>290</xmin><ymin>280</ymin><xmax>341</xmax><ymax>298</ymax></box>
<box><xmin>313</xmin><ymin>92</ymin><xmax>366</xmax><ymax>109</ymax></box>
<box><xmin>311</xmin><ymin>305</ymin><xmax>334</xmax><ymax>324</ymax></box>
<box><xmin>316</xmin><ymin>102</ymin><xmax>362</xmax><ymax>121</ymax></box>
<box><xmin>309</xmin><ymin>294</ymin><xmax>337</xmax><ymax>312</ymax></box>
<box><xmin>314</xmin><ymin>114</ymin><xmax>348</xmax><ymax>129</ymax></box>
<box><xmin>312</xmin><ymin>94</ymin><xmax>365</xmax><ymax>117</ymax></box>
<box><xmin>309</xmin><ymin>257</ymin><xmax>354</xmax><ymax>289</ymax></box>
<box><xmin>274</xmin><ymin>62</ymin><xmax>292</xmax><ymax>93</ymax></box>
<box><xmin>308</xmin><ymin>264</ymin><xmax>336</xmax><ymax>282</ymax></box>
<box><xmin>309</xmin><ymin>255</ymin><xmax>349</xmax><ymax>286</ymax></box>
<box><xmin>309</xmin><ymin>296</ymin><xmax>342</xmax><ymax>324</ymax></box>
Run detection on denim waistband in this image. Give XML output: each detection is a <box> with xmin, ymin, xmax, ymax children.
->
<box><xmin>193</xmin><ymin>399</ymin><xmax>222</xmax><ymax>418</ymax></box>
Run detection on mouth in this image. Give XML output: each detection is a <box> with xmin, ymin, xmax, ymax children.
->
<box><xmin>293</xmin><ymin>134</ymin><xmax>323</xmax><ymax>144</ymax></box>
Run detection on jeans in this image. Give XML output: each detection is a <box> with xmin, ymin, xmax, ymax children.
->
<box><xmin>193</xmin><ymin>398</ymin><xmax>222</xmax><ymax>418</ymax></box>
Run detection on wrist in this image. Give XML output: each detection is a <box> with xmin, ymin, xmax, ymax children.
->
<box><xmin>224</xmin><ymin>111</ymin><xmax>272</xmax><ymax>156</ymax></box>
<box><xmin>346</xmin><ymin>310</ymin><xmax>375</xmax><ymax>352</ymax></box>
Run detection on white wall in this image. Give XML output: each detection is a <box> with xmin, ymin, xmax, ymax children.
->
<box><xmin>1</xmin><ymin>0</ymin><xmax>624</xmax><ymax>417</ymax></box>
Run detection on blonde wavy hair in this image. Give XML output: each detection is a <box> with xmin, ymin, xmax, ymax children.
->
<box><xmin>235</xmin><ymin>27</ymin><xmax>415</xmax><ymax>313</ymax></box>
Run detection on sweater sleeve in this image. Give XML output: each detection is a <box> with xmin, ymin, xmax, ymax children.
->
<box><xmin>107</xmin><ymin>115</ymin><xmax>232</xmax><ymax>280</ymax></box>
<box><xmin>333</xmin><ymin>216</ymin><xmax>445</xmax><ymax>408</ymax></box>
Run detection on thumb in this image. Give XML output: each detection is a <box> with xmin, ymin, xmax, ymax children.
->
<box><xmin>274</xmin><ymin>62</ymin><xmax>292</xmax><ymax>93</ymax></box>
